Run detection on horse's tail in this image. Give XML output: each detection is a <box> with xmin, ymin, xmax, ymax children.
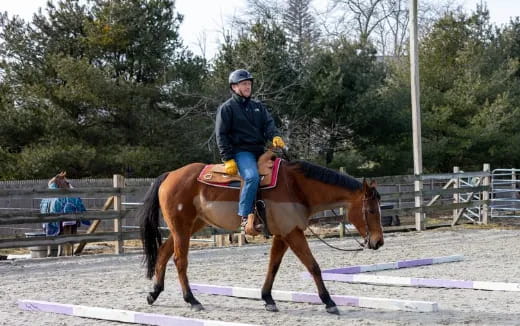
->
<box><xmin>138</xmin><ymin>172</ymin><xmax>170</xmax><ymax>279</ymax></box>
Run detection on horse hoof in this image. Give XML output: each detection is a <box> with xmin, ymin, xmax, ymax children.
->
<box><xmin>326</xmin><ymin>306</ymin><xmax>340</xmax><ymax>315</ymax></box>
<box><xmin>265</xmin><ymin>304</ymin><xmax>279</xmax><ymax>312</ymax></box>
<box><xmin>191</xmin><ymin>304</ymin><xmax>204</xmax><ymax>311</ymax></box>
<box><xmin>146</xmin><ymin>294</ymin><xmax>156</xmax><ymax>305</ymax></box>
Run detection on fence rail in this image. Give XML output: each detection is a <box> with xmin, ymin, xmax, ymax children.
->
<box><xmin>0</xmin><ymin>187</ymin><xmax>144</xmax><ymax>199</ymax></box>
<box><xmin>0</xmin><ymin>210</ymin><xmax>126</xmax><ymax>225</ymax></box>
<box><xmin>0</xmin><ymin>166</ymin><xmax>496</xmax><ymax>254</ymax></box>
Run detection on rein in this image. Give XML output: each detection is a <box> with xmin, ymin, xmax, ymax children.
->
<box><xmin>306</xmin><ymin>204</ymin><xmax>368</xmax><ymax>252</ymax></box>
<box><xmin>306</xmin><ymin>224</ymin><xmax>364</xmax><ymax>252</ymax></box>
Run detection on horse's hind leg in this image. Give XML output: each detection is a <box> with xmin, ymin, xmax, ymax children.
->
<box><xmin>147</xmin><ymin>217</ymin><xmax>205</xmax><ymax>307</ymax></box>
<box><xmin>283</xmin><ymin>229</ymin><xmax>339</xmax><ymax>315</ymax></box>
<box><xmin>172</xmin><ymin>230</ymin><xmax>204</xmax><ymax>311</ymax></box>
<box><xmin>261</xmin><ymin>235</ymin><xmax>288</xmax><ymax>312</ymax></box>
<box><xmin>148</xmin><ymin>235</ymin><xmax>201</xmax><ymax>310</ymax></box>
<box><xmin>147</xmin><ymin>234</ymin><xmax>174</xmax><ymax>304</ymax></box>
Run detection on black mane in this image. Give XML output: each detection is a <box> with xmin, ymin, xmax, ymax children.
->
<box><xmin>289</xmin><ymin>160</ymin><xmax>362</xmax><ymax>190</ymax></box>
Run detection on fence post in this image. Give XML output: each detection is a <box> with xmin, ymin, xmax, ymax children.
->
<box><xmin>482</xmin><ymin>163</ymin><xmax>490</xmax><ymax>225</ymax></box>
<box><xmin>414</xmin><ymin>178</ymin><xmax>424</xmax><ymax>231</ymax></box>
<box><xmin>452</xmin><ymin>166</ymin><xmax>460</xmax><ymax>223</ymax></box>
<box><xmin>237</xmin><ymin>232</ymin><xmax>245</xmax><ymax>246</ymax></box>
<box><xmin>397</xmin><ymin>184</ymin><xmax>401</xmax><ymax>209</ymax></box>
<box><xmin>113</xmin><ymin>174</ymin><xmax>124</xmax><ymax>255</ymax></box>
<box><xmin>512</xmin><ymin>169</ymin><xmax>517</xmax><ymax>200</ymax></box>
<box><xmin>216</xmin><ymin>234</ymin><xmax>225</xmax><ymax>247</ymax></box>
<box><xmin>339</xmin><ymin>167</ymin><xmax>346</xmax><ymax>238</ymax></box>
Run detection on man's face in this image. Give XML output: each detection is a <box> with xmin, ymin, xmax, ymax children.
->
<box><xmin>232</xmin><ymin>80</ymin><xmax>252</xmax><ymax>98</ymax></box>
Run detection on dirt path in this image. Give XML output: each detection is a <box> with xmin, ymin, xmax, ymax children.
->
<box><xmin>1</xmin><ymin>227</ymin><xmax>520</xmax><ymax>325</ymax></box>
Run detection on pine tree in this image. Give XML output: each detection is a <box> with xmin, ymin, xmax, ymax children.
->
<box><xmin>283</xmin><ymin>0</ymin><xmax>319</xmax><ymax>71</ymax></box>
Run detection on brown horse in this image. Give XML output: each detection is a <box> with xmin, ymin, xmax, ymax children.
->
<box><xmin>138</xmin><ymin>158</ymin><xmax>384</xmax><ymax>314</ymax></box>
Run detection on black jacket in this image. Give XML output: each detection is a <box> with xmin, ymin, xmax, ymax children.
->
<box><xmin>215</xmin><ymin>93</ymin><xmax>279</xmax><ymax>161</ymax></box>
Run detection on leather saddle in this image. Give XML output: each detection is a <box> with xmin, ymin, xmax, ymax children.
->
<box><xmin>197</xmin><ymin>151</ymin><xmax>281</xmax><ymax>189</ymax></box>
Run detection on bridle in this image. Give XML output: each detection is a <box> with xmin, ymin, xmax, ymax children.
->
<box><xmin>361</xmin><ymin>192</ymin><xmax>379</xmax><ymax>248</ymax></box>
<box><xmin>342</xmin><ymin>193</ymin><xmax>376</xmax><ymax>249</ymax></box>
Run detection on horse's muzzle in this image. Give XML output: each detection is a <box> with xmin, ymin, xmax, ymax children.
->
<box><xmin>367</xmin><ymin>237</ymin><xmax>384</xmax><ymax>250</ymax></box>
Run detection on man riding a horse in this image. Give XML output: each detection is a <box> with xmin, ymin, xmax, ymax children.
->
<box><xmin>215</xmin><ymin>69</ymin><xmax>286</xmax><ymax>236</ymax></box>
<box><xmin>139</xmin><ymin>70</ymin><xmax>384</xmax><ymax>315</ymax></box>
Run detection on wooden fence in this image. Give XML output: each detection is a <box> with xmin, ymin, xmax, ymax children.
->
<box><xmin>311</xmin><ymin>163</ymin><xmax>492</xmax><ymax>233</ymax></box>
<box><xmin>0</xmin><ymin>164</ymin><xmax>492</xmax><ymax>254</ymax></box>
<box><xmin>0</xmin><ymin>175</ymin><xmax>238</xmax><ymax>255</ymax></box>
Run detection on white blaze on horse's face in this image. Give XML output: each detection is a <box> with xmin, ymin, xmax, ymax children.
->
<box><xmin>177</xmin><ymin>204</ymin><xmax>183</xmax><ymax>212</ymax></box>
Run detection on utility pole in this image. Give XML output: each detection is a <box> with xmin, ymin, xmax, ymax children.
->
<box><xmin>409</xmin><ymin>0</ymin><xmax>424</xmax><ymax>230</ymax></box>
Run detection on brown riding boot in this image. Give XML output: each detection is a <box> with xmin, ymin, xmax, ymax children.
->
<box><xmin>241</xmin><ymin>213</ymin><xmax>262</xmax><ymax>236</ymax></box>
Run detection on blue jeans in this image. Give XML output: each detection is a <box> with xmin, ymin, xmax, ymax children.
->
<box><xmin>235</xmin><ymin>151</ymin><xmax>260</xmax><ymax>217</ymax></box>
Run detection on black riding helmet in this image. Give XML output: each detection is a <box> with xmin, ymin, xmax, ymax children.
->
<box><xmin>229</xmin><ymin>69</ymin><xmax>253</xmax><ymax>88</ymax></box>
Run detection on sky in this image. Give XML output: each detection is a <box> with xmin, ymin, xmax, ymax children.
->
<box><xmin>2</xmin><ymin>0</ymin><xmax>519</xmax><ymax>59</ymax></box>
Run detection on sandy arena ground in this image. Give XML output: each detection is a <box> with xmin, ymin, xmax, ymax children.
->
<box><xmin>1</xmin><ymin>227</ymin><xmax>520</xmax><ymax>326</ymax></box>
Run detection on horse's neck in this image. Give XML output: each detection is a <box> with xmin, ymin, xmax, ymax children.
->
<box><xmin>292</xmin><ymin>173</ymin><xmax>361</xmax><ymax>215</ymax></box>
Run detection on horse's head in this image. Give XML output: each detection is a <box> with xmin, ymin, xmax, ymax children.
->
<box><xmin>51</xmin><ymin>171</ymin><xmax>71</xmax><ymax>189</ymax></box>
<box><xmin>349</xmin><ymin>179</ymin><xmax>384</xmax><ymax>250</ymax></box>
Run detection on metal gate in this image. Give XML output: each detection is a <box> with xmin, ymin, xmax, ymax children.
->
<box><xmin>491</xmin><ymin>168</ymin><xmax>520</xmax><ymax>218</ymax></box>
<box><xmin>454</xmin><ymin>174</ymin><xmax>484</xmax><ymax>224</ymax></box>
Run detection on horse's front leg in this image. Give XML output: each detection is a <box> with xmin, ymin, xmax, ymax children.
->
<box><xmin>283</xmin><ymin>228</ymin><xmax>339</xmax><ymax>314</ymax></box>
<box><xmin>261</xmin><ymin>235</ymin><xmax>288</xmax><ymax>312</ymax></box>
<box><xmin>147</xmin><ymin>235</ymin><xmax>174</xmax><ymax>304</ymax></box>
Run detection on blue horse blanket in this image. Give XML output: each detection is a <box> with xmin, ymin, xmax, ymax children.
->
<box><xmin>40</xmin><ymin>184</ymin><xmax>90</xmax><ymax>236</ymax></box>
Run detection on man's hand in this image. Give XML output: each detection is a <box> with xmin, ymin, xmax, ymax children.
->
<box><xmin>224</xmin><ymin>159</ymin><xmax>238</xmax><ymax>175</ymax></box>
<box><xmin>272</xmin><ymin>136</ymin><xmax>286</xmax><ymax>149</ymax></box>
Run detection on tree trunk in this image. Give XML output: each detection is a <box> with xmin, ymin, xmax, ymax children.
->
<box><xmin>325</xmin><ymin>133</ymin><xmax>337</xmax><ymax>165</ymax></box>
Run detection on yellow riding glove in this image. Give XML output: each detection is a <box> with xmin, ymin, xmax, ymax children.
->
<box><xmin>272</xmin><ymin>136</ymin><xmax>286</xmax><ymax>149</ymax></box>
<box><xmin>224</xmin><ymin>159</ymin><xmax>238</xmax><ymax>175</ymax></box>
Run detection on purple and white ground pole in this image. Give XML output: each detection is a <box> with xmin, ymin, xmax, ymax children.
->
<box><xmin>322</xmin><ymin>255</ymin><xmax>464</xmax><ymax>274</ymax></box>
<box><xmin>306</xmin><ymin>254</ymin><xmax>519</xmax><ymax>292</ymax></box>
<box><xmin>303</xmin><ymin>273</ymin><xmax>520</xmax><ymax>292</ymax></box>
<box><xmin>18</xmin><ymin>299</ymin><xmax>258</xmax><ymax>326</ymax></box>
<box><xmin>190</xmin><ymin>283</ymin><xmax>438</xmax><ymax>312</ymax></box>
